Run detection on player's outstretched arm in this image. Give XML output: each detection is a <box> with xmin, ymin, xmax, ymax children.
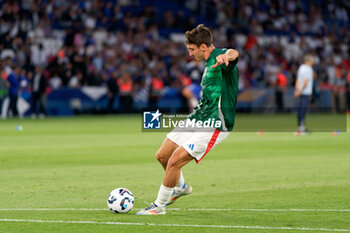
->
<box><xmin>211</xmin><ymin>49</ymin><xmax>239</xmax><ymax>68</ymax></box>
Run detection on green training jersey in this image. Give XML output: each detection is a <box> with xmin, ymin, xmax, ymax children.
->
<box><xmin>188</xmin><ymin>48</ymin><xmax>239</xmax><ymax>131</ymax></box>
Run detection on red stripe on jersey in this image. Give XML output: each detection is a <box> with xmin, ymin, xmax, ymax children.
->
<box><xmin>196</xmin><ymin>129</ymin><xmax>221</xmax><ymax>164</ymax></box>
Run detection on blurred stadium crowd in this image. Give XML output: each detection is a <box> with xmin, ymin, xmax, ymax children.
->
<box><xmin>0</xmin><ymin>0</ymin><xmax>350</xmax><ymax>115</ymax></box>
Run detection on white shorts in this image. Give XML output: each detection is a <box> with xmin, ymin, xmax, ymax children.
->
<box><xmin>167</xmin><ymin>126</ymin><xmax>229</xmax><ymax>163</ymax></box>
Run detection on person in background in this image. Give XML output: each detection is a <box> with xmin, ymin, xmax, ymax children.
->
<box><xmin>19</xmin><ymin>68</ymin><xmax>30</xmax><ymax>91</ymax></box>
<box><xmin>0</xmin><ymin>70</ymin><xmax>6</xmax><ymax>101</ymax></box>
<box><xmin>6</xmin><ymin>66</ymin><xmax>20</xmax><ymax>117</ymax></box>
<box><xmin>31</xmin><ymin>66</ymin><xmax>47</xmax><ymax>118</ymax></box>
<box><xmin>274</xmin><ymin>66</ymin><xmax>288</xmax><ymax>112</ymax></box>
<box><xmin>294</xmin><ymin>55</ymin><xmax>314</xmax><ymax>133</ymax></box>
<box><xmin>1</xmin><ymin>68</ymin><xmax>9</xmax><ymax>119</ymax></box>
<box><xmin>148</xmin><ymin>71</ymin><xmax>164</xmax><ymax>110</ymax></box>
<box><xmin>346</xmin><ymin>72</ymin><xmax>350</xmax><ymax>114</ymax></box>
<box><xmin>181</xmin><ymin>60</ymin><xmax>204</xmax><ymax>112</ymax></box>
<box><xmin>117</xmin><ymin>72</ymin><xmax>134</xmax><ymax>113</ymax></box>
<box><xmin>331</xmin><ymin>66</ymin><xmax>346</xmax><ymax>113</ymax></box>
<box><xmin>107</xmin><ymin>70</ymin><xmax>119</xmax><ymax>113</ymax></box>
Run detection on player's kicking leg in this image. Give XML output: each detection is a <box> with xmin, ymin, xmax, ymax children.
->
<box><xmin>137</xmin><ymin>146</ymin><xmax>193</xmax><ymax>215</ymax></box>
<box><xmin>155</xmin><ymin>138</ymin><xmax>178</xmax><ymax>170</ymax></box>
<box><xmin>155</xmin><ymin>138</ymin><xmax>193</xmax><ymax>206</ymax></box>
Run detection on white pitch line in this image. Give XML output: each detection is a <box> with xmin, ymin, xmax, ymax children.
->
<box><xmin>0</xmin><ymin>208</ymin><xmax>349</xmax><ymax>212</ymax></box>
<box><xmin>187</xmin><ymin>208</ymin><xmax>350</xmax><ymax>212</ymax></box>
<box><xmin>0</xmin><ymin>208</ymin><xmax>180</xmax><ymax>211</ymax></box>
<box><xmin>0</xmin><ymin>219</ymin><xmax>349</xmax><ymax>232</ymax></box>
<box><xmin>0</xmin><ymin>208</ymin><xmax>108</xmax><ymax>211</ymax></box>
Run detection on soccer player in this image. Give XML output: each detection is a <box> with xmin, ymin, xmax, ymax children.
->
<box><xmin>137</xmin><ymin>24</ymin><xmax>239</xmax><ymax>215</ymax></box>
<box><xmin>294</xmin><ymin>55</ymin><xmax>314</xmax><ymax>133</ymax></box>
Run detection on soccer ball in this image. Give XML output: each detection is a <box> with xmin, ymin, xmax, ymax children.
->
<box><xmin>107</xmin><ymin>188</ymin><xmax>134</xmax><ymax>213</ymax></box>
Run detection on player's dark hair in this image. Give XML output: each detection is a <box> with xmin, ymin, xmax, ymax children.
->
<box><xmin>185</xmin><ymin>24</ymin><xmax>213</xmax><ymax>47</ymax></box>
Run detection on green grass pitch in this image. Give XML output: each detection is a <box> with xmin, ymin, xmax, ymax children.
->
<box><xmin>0</xmin><ymin>114</ymin><xmax>349</xmax><ymax>233</ymax></box>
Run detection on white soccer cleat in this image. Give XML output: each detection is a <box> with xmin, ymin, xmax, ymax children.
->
<box><xmin>136</xmin><ymin>202</ymin><xmax>166</xmax><ymax>215</ymax></box>
<box><xmin>166</xmin><ymin>184</ymin><xmax>192</xmax><ymax>206</ymax></box>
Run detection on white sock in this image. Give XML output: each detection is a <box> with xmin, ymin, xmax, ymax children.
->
<box><xmin>175</xmin><ymin>171</ymin><xmax>185</xmax><ymax>192</ymax></box>
<box><xmin>154</xmin><ymin>184</ymin><xmax>174</xmax><ymax>207</ymax></box>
